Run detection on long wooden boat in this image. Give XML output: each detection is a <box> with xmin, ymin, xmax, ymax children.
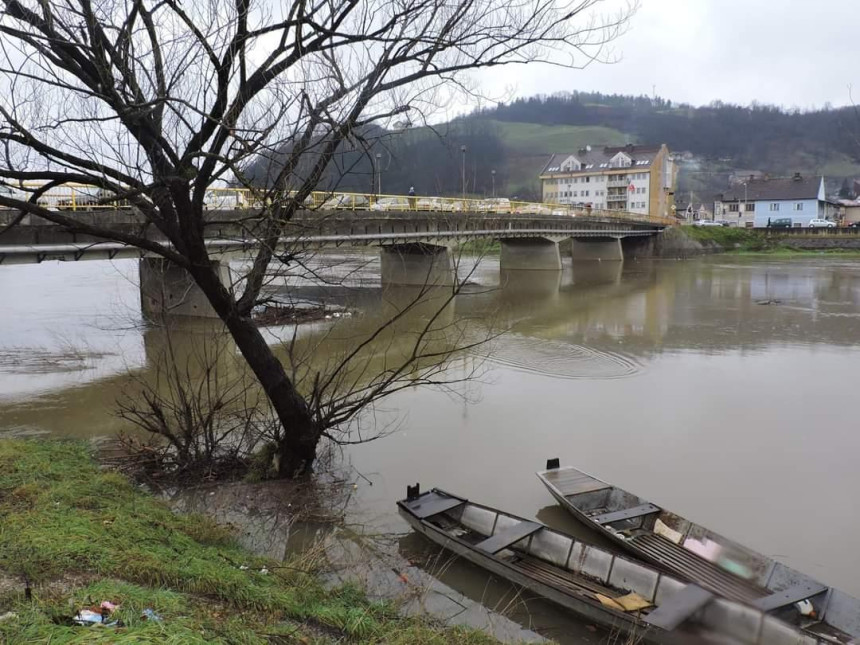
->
<box><xmin>537</xmin><ymin>460</ymin><xmax>860</xmax><ymax>642</ymax></box>
<box><xmin>397</xmin><ymin>485</ymin><xmax>841</xmax><ymax>644</ymax></box>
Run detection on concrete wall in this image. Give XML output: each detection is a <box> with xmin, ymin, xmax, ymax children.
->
<box><xmin>499</xmin><ymin>239</ymin><xmax>562</xmax><ymax>271</ymax></box>
<box><xmin>571</xmin><ymin>238</ymin><xmax>623</xmax><ymax>262</ymax></box>
<box><xmin>139</xmin><ymin>258</ymin><xmax>231</xmax><ymax>319</ymax></box>
<box><xmin>379</xmin><ymin>243</ymin><xmax>454</xmax><ymax>286</ymax></box>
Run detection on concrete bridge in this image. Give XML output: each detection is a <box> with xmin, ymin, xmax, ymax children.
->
<box><xmin>0</xmin><ymin>207</ymin><xmax>669</xmax><ymax>317</ymax></box>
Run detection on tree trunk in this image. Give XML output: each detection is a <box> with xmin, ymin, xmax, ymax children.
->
<box><xmin>190</xmin><ymin>261</ymin><xmax>321</xmax><ymax>477</ymax></box>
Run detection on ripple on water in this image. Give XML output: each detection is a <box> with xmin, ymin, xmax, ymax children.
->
<box><xmin>479</xmin><ymin>334</ymin><xmax>642</xmax><ymax>380</ymax></box>
<box><xmin>0</xmin><ymin>348</ymin><xmax>108</xmax><ymax>374</ymax></box>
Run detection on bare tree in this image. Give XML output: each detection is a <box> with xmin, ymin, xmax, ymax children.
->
<box><xmin>0</xmin><ymin>0</ymin><xmax>633</xmax><ymax>476</ymax></box>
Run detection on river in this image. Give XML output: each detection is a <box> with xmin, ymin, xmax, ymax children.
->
<box><xmin>2</xmin><ymin>254</ymin><xmax>860</xmax><ymax>640</ymax></box>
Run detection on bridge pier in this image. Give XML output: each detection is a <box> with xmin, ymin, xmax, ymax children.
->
<box><xmin>380</xmin><ymin>243</ymin><xmax>454</xmax><ymax>287</ymax></box>
<box><xmin>571</xmin><ymin>238</ymin><xmax>624</xmax><ymax>262</ymax></box>
<box><xmin>139</xmin><ymin>258</ymin><xmax>231</xmax><ymax>319</ymax></box>
<box><xmin>499</xmin><ymin>238</ymin><xmax>562</xmax><ymax>271</ymax></box>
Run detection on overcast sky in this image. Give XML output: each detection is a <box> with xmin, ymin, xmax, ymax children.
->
<box><xmin>476</xmin><ymin>0</ymin><xmax>857</xmax><ymax>110</ymax></box>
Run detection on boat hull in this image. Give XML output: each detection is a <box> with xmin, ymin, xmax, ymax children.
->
<box><xmin>537</xmin><ymin>465</ymin><xmax>860</xmax><ymax>642</ymax></box>
<box><xmin>396</xmin><ymin>505</ymin><xmax>667</xmax><ymax>641</ymax></box>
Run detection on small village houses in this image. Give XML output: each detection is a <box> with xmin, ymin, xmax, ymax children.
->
<box><xmin>714</xmin><ymin>174</ymin><xmax>835</xmax><ymax>227</ymax></box>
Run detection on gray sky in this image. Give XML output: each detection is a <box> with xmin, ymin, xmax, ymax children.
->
<box><xmin>477</xmin><ymin>0</ymin><xmax>857</xmax><ymax>110</ymax></box>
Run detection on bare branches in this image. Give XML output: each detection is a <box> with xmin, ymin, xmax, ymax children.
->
<box><xmin>0</xmin><ymin>0</ymin><xmax>631</xmax><ymax>476</ymax></box>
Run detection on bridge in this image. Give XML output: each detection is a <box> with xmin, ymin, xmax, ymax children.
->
<box><xmin>0</xmin><ymin>189</ymin><xmax>673</xmax><ymax>317</ymax></box>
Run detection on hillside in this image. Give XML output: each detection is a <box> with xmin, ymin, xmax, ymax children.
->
<box><xmin>476</xmin><ymin>93</ymin><xmax>860</xmax><ymax>201</ymax></box>
<box><xmin>490</xmin><ymin>121</ymin><xmax>631</xmax><ymax>197</ymax></box>
<box><xmin>247</xmin><ymin>92</ymin><xmax>860</xmax><ymax>203</ymax></box>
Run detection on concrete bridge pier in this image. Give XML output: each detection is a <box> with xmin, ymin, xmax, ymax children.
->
<box><xmin>499</xmin><ymin>238</ymin><xmax>562</xmax><ymax>271</ymax></box>
<box><xmin>139</xmin><ymin>258</ymin><xmax>231</xmax><ymax>319</ymax></box>
<box><xmin>380</xmin><ymin>243</ymin><xmax>454</xmax><ymax>287</ymax></box>
<box><xmin>571</xmin><ymin>237</ymin><xmax>624</xmax><ymax>262</ymax></box>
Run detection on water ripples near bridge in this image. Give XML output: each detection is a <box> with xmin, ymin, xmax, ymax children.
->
<box><xmin>477</xmin><ymin>334</ymin><xmax>641</xmax><ymax>380</ymax></box>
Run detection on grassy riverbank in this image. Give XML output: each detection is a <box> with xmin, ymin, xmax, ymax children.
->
<box><xmin>682</xmin><ymin>226</ymin><xmax>860</xmax><ymax>255</ymax></box>
<box><xmin>0</xmin><ymin>440</ymin><xmax>498</xmax><ymax>644</ymax></box>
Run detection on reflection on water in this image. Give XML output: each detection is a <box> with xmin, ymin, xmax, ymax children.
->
<box><xmin>4</xmin><ymin>255</ymin><xmax>860</xmax><ymax>638</ymax></box>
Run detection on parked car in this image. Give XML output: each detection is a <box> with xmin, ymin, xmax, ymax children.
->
<box><xmin>767</xmin><ymin>217</ymin><xmax>794</xmax><ymax>229</ymax></box>
<box><xmin>320</xmin><ymin>194</ymin><xmax>369</xmax><ymax>210</ymax></box>
<box><xmin>56</xmin><ymin>187</ymin><xmax>107</xmax><ymax>210</ymax></box>
<box><xmin>713</xmin><ymin>219</ymin><xmax>733</xmax><ymax>227</ymax></box>
<box><xmin>692</xmin><ymin>219</ymin><xmax>723</xmax><ymax>227</ymax></box>
<box><xmin>416</xmin><ymin>197</ymin><xmax>462</xmax><ymax>212</ymax></box>
<box><xmin>370</xmin><ymin>196</ymin><xmax>410</xmax><ymax>212</ymax></box>
<box><xmin>204</xmin><ymin>188</ymin><xmax>247</xmax><ymax>210</ymax></box>
<box><xmin>808</xmin><ymin>218</ymin><xmax>836</xmax><ymax>229</ymax></box>
<box><xmin>476</xmin><ymin>198</ymin><xmax>512</xmax><ymax>213</ymax></box>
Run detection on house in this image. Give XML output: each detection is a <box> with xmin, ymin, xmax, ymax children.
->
<box><xmin>837</xmin><ymin>199</ymin><xmax>860</xmax><ymax>225</ymax></box>
<box><xmin>729</xmin><ymin>170</ymin><xmax>765</xmax><ymax>186</ymax></box>
<box><xmin>539</xmin><ymin>143</ymin><xmax>676</xmax><ymax>217</ymax></box>
<box><xmin>714</xmin><ymin>173</ymin><xmax>835</xmax><ymax>228</ymax></box>
<box><xmin>674</xmin><ymin>201</ymin><xmax>712</xmax><ymax>222</ymax></box>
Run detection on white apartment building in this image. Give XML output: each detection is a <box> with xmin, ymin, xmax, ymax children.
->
<box><xmin>539</xmin><ymin>144</ymin><xmax>676</xmax><ymax>217</ymax></box>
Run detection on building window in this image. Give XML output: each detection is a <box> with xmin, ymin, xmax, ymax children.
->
<box><xmin>584</xmin><ymin>190</ymin><xmax>589</xmax><ymax>197</ymax></box>
<box><xmin>745</xmin><ymin>203</ymin><xmax>754</xmax><ymax>212</ymax></box>
<box><xmin>794</xmin><ymin>203</ymin><xmax>803</xmax><ymax>211</ymax></box>
<box><xmin>769</xmin><ymin>203</ymin><xmax>780</xmax><ymax>212</ymax></box>
<box><xmin>728</xmin><ymin>204</ymin><xmax>739</xmax><ymax>212</ymax></box>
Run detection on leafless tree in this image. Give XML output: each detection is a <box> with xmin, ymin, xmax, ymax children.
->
<box><xmin>0</xmin><ymin>0</ymin><xmax>634</xmax><ymax>476</ymax></box>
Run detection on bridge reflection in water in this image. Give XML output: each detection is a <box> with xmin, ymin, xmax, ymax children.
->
<box><xmin>6</xmin><ymin>256</ymin><xmax>860</xmax><ymax>440</ymax></box>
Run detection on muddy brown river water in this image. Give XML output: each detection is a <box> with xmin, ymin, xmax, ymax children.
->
<box><xmin>2</xmin><ymin>254</ymin><xmax>860</xmax><ymax>641</ymax></box>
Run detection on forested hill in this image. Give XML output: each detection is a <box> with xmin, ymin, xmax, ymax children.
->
<box><xmin>247</xmin><ymin>92</ymin><xmax>860</xmax><ymax>202</ymax></box>
<box><xmin>472</xmin><ymin>93</ymin><xmax>860</xmax><ymax>199</ymax></box>
<box><xmin>477</xmin><ymin>93</ymin><xmax>860</xmax><ymax>170</ymax></box>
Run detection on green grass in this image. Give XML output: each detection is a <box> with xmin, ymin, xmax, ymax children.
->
<box><xmin>682</xmin><ymin>225</ymin><xmax>769</xmax><ymax>250</ymax></box>
<box><xmin>0</xmin><ymin>440</ymin><xmax>502</xmax><ymax>644</ymax></box>
<box><xmin>488</xmin><ymin>120</ymin><xmax>630</xmax><ymax>196</ymax></box>
<box><xmin>682</xmin><ymin>226</ymin><xmax>860</xmax><ymax>256</ymax></box>
<box><xmin>490</xmin><ymin>121</ymin><xmax>630</xmax><ymax>156</ymax></box>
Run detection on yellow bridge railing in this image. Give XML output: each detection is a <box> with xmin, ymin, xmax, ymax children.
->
<box><xmin>0</xmin><ymin>183</ymin><xmax>677</xmax><ymax>227</ymax></box>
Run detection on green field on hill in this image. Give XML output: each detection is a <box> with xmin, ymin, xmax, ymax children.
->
<box><xmin>488</xmin><ymin>120</ymin><xmax>631</xmax><ymax>197</ymax></box>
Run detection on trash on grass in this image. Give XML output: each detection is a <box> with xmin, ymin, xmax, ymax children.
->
<box><xmin>0</xmin><ymin>612</ymin><xmax>17</xmax><ymax>622</ymax></box>
<box><xmin>74</xmin><ymin>609</ymin><xmax>104</xmax><ymax>625</ymax></box>
<box><xmin>141</xmin><ymin>608</ymin><xmax>163</xmax><ymax>622</ymax></box>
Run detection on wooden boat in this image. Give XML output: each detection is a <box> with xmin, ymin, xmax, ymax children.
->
<box><xmin>398</xmin><ymin>485</ymin><xmax>839</xmax><ymax>644</ymax></box>
<box><xmin>537</xmin><ymin>460</ymin><xmax>860</xmax><ymax>642</ymax></box>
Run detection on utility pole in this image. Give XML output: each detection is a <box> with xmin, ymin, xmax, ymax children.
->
<box><xmin>460</xmin><ymin>145</ymin><xmax>467</xmax><ymax>203</ymax></box>
<box><xmin>375</xmin><ymin>152</ymin><xmax>382</xmax><ymax>195</ymax></box>
<box><xmin>491</xmin><ymin>169</ymin><xmax>496</xmax><ymax>198</ymax></box>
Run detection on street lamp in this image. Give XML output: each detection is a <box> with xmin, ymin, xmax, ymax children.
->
<box><xmin>491</xmin><ymin>169</ymin><xmax>496</xmax><ymax>198</ymax></box>
<box><xmin>460</xmin><ymin>145</ymin><xmax>467</xmax><ymax>202</ymax></box>
<box><xmin>375</xmin><ymin>152</ymin><xmax>382</xmax><ymax>195</ymax></box>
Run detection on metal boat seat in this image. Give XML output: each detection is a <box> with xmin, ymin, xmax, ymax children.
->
<box><xmin>592</xmin><ymin>503</ymin><xmax>661</xmax><ymax>525</ymax></box>
<box><xmin>476</xmin><ymin>521</ymin><xmax>542</xmax><ymax>554</ymax></box>
<box><xmin>753</xmin><ymin>582</ymin><xmax>828</xmax><ymax>612</ymax></box>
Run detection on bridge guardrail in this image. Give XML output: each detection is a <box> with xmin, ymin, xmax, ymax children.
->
<box><xmin>0</xmin><ymin>182</ymin><xmax>676</xmax><ymax>227</ymax></box>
